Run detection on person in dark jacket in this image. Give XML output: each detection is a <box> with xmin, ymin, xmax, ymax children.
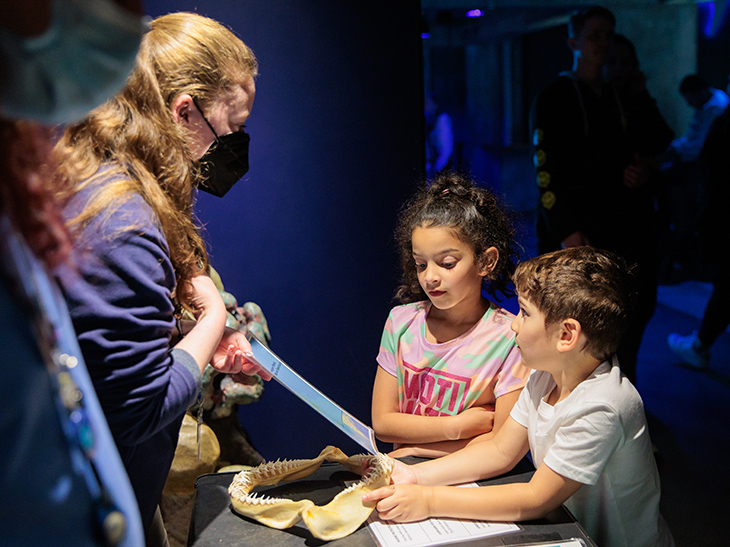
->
<box><xmin>530</xmin><ymin>6</ymin><xmax>673</xmax><ymax>385</ymax></box>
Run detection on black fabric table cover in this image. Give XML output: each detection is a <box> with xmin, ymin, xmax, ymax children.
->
<box><xmin>188</xmin><ymin>456</ymin><xmax>595</xmax><ymax>546</ymax></box>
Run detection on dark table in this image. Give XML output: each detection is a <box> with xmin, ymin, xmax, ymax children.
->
<box><xmin>188</xmin><ymin>456</ymin><xmax>596</xmax><ymax>546</ymax></box>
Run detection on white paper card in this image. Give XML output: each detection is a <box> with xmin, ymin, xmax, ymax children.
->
<box><xmin>365</xmin><ymin>483</ymin><xmax>521</xmax><ymax>547</ymax></box>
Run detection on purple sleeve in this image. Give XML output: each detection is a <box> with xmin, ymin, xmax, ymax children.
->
<box><xmin>61</xmin><ymin>194</ymin><xmax>201</xmax><ymax>446</ymax></box>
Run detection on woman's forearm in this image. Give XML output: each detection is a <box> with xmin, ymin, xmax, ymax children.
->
<box><xmin>174</xmin><ymin>309</ymin><xmax>226</xmax><ymax>373</ymax></box>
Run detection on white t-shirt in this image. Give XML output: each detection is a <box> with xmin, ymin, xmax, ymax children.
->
<box><xmin>511</xmin><ymin>357</ymin><xmax>674</xmax><ymax>547</ymax></box>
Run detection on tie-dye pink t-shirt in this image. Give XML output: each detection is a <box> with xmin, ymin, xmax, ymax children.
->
<box><xmin>376</xmin><ymin>301</ymin><xmax>528</xmax><ymax>416</ymax></box>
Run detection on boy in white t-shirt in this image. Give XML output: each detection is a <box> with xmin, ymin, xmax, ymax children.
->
<box><xmin>364</xmin><ymin>247</ymin><xmax>674</xmax><ymax>547</ymax></box>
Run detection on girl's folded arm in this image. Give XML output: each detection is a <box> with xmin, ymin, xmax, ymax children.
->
<box><xmin>372</xmin><ymin>367</ymin><xmax>493</xmax><ymax>444</ymax></box>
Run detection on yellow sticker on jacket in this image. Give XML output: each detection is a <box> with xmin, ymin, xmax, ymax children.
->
<box><xmin>541</xmin><ymin>191</ymin><xmax>556</xmax><ymax>210</ymax></box>
<box><xmin>533</xmin><ymin>150</ymin><xmax>546</xmax><ymax>167</ymax></box>
<box><xmin>537</xmin><ymin>171</ymin><xmax>551</xmax><ymax>188</ymax></box>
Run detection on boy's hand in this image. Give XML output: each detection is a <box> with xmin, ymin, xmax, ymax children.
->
<box><xmin>390</xmin><ymin>459</ymin><xmax>419</xmax><ymax>484</ymax></box>
<box><xmin>361</xmin><ymin>458</ymin><xmax>417</xmax><ymax>485</ymax></box>
<box><xmin>363</xmin><ymin>484</ymin><xmax>434</xmax><ymax>523</ymax></box>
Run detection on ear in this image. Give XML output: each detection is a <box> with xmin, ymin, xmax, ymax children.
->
<box><xmin>171</xmin><ymin>94</ymin><xmax>195</xmax><ymax>126</ymax></box>
<box><xmin>478</xmin><ymin>247</ymin><xmax>499</xmax><ymax>277</ymax></box>
<box><xmin>555</xmin><ymin>318</ymin><xmax>582</xmax><ymax>353</ymax></box>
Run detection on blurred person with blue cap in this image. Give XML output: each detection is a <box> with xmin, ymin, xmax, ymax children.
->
<box><xmin>0</xmin><ymin>1</ymin><xmax>147</xmax><ymax>545</ymax></box>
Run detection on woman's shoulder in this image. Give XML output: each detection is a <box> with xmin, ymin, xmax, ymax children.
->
<box><xmin>67</xmin><ymin>164</ymin><xmax>160</xmax><ymax>238</ymax></box>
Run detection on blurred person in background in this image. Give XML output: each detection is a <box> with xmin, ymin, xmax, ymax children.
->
<box><xmin>667</xmin><ymin>103</ymin><xmax>730</xmax><ymax>370</ymax></box>
<box><xmin>657</xmin><ymin>74</ymin><xmax>728</xmax><ymax>282</ymax></box>
<box><xmin>0</xmin><ymin>0</ymin><xmax>147</xmax><ymax>545</ymax></box>
<box><xmin>530</xmin><ymin>7</ymin><xmax>664</xmax><ymax>385</ymax></box>
<box><xmin>425</xmin><ymin>93</ymin><xmax>454</xmax><ymax>178</ymax></box>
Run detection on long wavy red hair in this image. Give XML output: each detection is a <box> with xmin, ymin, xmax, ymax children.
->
<box><xmin>0</xmin><ymin>120</ymin><xmax>72</xmax><ymax>269</ymax></box>
<box><xmin>52</xmin><ymin>12</ymin><xmax>257</xmax><ymax>307</ymax></box>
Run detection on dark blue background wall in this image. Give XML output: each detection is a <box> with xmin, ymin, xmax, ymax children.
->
<box><xmin>145</xmin><ymin>0</ymin><xmax>424</xmax><ymax>459</ymax></box>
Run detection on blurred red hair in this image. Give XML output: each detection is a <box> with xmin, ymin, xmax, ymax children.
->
<box><xmin>0</xmin><ymin>120</ymin><xmax>72</xmax><ymax>269</ymax></box>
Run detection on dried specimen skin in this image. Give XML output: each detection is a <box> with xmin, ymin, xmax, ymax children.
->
<box><xmin>229</xmin><ymin>445</ymin><xmax>394</xmax><ymax>540</ymax></box>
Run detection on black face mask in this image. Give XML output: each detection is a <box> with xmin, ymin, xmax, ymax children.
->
<box><xmin>193</xmin><ymin>98</ymin><xmax>250</xmax><ymax>197</ymax></box>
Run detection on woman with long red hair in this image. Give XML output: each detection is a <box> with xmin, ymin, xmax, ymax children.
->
<box><xmin>52</xmin><ymin>11</ymin><xmax>269</xmax><ymax>544</ymax></box>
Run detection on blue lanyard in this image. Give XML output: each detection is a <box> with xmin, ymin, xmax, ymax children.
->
<box><xmin>1</xmin><ymin>217</ymin><xmax>127</xmax><ymax>546</ymax></box>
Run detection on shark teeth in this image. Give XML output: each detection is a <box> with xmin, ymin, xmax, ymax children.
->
<box><xmin>228</xmin><ymin>445</ymin><xmax>394</xmax><ymax>540</ymax></box>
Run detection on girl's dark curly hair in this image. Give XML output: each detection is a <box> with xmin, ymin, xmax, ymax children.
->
<box><xmin>395</xmin><ymin>172</ymin><xmax>518</xmax><ymax>303</ymax></box>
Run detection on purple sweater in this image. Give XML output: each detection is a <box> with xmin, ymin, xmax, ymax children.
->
<box><xmin>58</xmin><ymin>168</ymin><xmax>201</xmax><ymax>531</ymax></box>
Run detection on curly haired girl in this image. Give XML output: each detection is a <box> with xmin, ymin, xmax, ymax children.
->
<box><xmin>372</xmin><ymin>172</ymin><xmax>529</xmax><ymax>458</ymax></box>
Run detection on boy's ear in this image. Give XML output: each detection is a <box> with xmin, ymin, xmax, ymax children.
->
<box><xmin>556</xmin><ymin>318</ymin><xmax>582</xmax><ymax>352</ymax></box>
<box><xmin>478</xmin><ymin>247</ymin><xmax>499</xmax><ymax>277</ymax></box>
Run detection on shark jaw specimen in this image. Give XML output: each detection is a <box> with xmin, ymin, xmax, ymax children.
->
<box><xmin>228</xmin><ymin>445</ymin><xmax>394</xmax><ymax>540</ymax></box>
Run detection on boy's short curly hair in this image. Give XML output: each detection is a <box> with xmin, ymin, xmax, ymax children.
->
<box><xmin>395</xmin><ymin>172</ymin><xmax>518</xmax><ymax>304</ymax></box>
<box><xmin>512</xmin><ymin>247</ymin><xmax>635</xmax><ymax>362</ymax></box>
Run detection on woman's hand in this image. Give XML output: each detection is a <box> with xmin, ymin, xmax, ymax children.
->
<box><xmin>177</xmin><ymin>276</ymin><xmax>273</xmax><ymax>379</ymax></box>
<box><xmin>212</xmin><ymin>328</ymin><xmax>272</xmax><ymax>380</ymax></box>
<box><xmin>189</xmin><ymin>275</ymin><xmax>227</xmax><ymax>324</ymax></box>
<box><xmin>175</xmin><ymin>275</ymin><xmax>261</xmax><ymax>378</ymax></box>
